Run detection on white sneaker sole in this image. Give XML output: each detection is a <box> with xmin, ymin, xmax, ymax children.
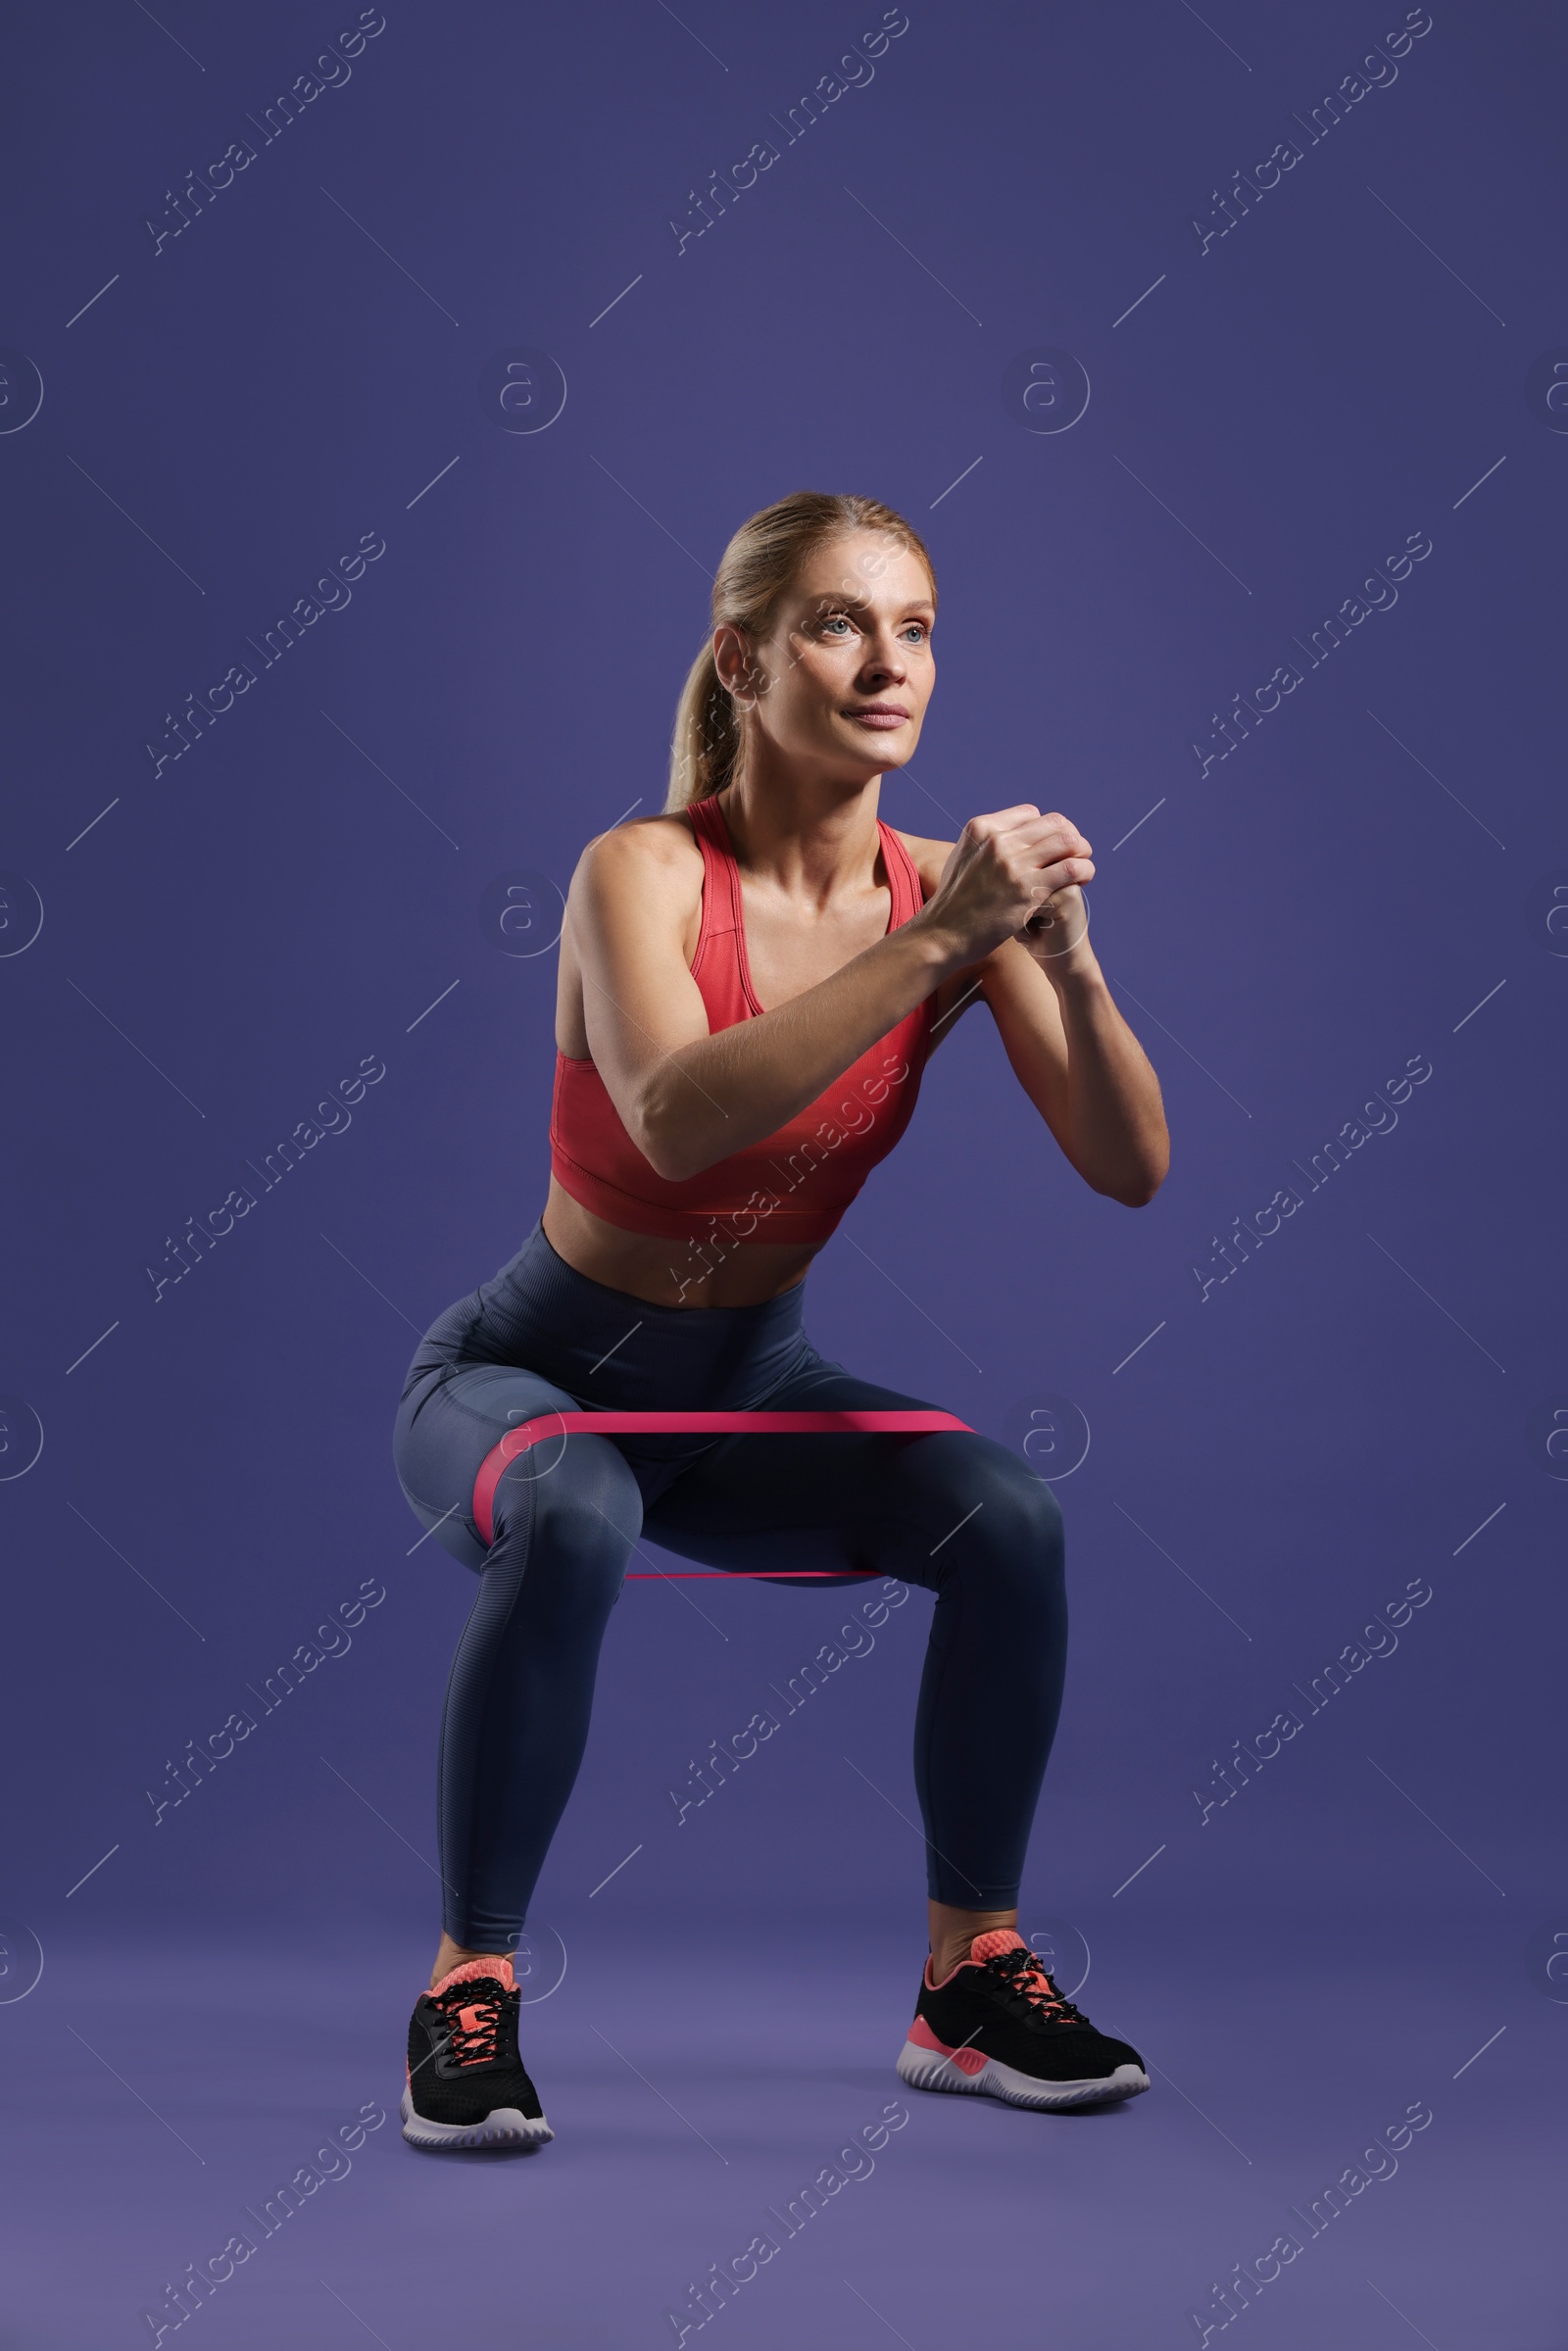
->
<box><xmin>400</xmin><ymin>2085</ymin><xmax>554</xmax><ymax>2149</ymax></box>
<box><xmin>896</xmin><ymin>2037</ymin><xmax>1150</xmax><ymax>2111</ymax></box>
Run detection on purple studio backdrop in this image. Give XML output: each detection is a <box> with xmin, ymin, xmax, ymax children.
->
<box><xmin>1</xmin><ymin>2</ymin><xmax>1563</xmax><ymax>2345</ymax></box>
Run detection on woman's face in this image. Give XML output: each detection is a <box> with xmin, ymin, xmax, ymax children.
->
<box><xmin>718</xmin><ymin>528</ymin><xmax>936</xmax><ymax>784</ymax></box>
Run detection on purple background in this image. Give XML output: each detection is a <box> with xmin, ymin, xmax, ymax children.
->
<box><xmin>2</xmin><ymin>0</ymin><xmax>1563</xmax><ymax>2342</ymax></box>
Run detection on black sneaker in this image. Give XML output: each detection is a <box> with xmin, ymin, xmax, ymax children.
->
<box><xmin>896</xmin><ymin>1929</ymin><xmax>1150</xmax><ymax>2110</ymax></box>
<box><xmin>401</xmin><ymin>1955</ymin><xmax>554</xmax><ymax>2149</ymax></box>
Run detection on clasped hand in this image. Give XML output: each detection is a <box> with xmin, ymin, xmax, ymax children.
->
<box><xmin>923</xmin><ymin>805</ymin><xmax>1095</xmax><ymax>973</ymax></box>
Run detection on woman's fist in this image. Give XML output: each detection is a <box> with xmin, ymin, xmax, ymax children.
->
<box><xmin>921</xmin><ymin>805</ymin><xmax>1095</xmax><ymax>966</ymax></box>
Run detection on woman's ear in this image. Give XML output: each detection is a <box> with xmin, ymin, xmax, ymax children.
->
<box><xmin>716</xmin><ymin>626</ymin><xmax>770</xmax><ymax>711</ymax></box>
<box><xmin>712</xmin><ymin>622</ymin><xmax>749</xmax><ymax>694</ymax></box>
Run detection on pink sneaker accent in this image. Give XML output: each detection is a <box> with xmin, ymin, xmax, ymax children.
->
<box><xmin>430</xmin><ymin>1954</ymin><xmax>517</xmax><ymax>1999</ymax></box>
<box><xmin>908</xmin><ymin>2016</ymin><xmax>986</xmax><ymax>2073</ymax></box>
<box><xmin>926</xmin><ymin>1929</ymin><xmax>1027</xmax><ymax>1989</ymax></box>
<box><xmin>926</xmin><ymin>1930</ymin><xmax>1069</xmax><ymax>2006</ymax></box>
<box><xmin>969</xmin><ymin>1929</ymin><xmax>1028</xmax><ymax>1964</ymax></box>
<box><xmin>965</xmin><ymin>1930</ymin><xmax>1074</xmax><ymax>2017</ymax></box>
<box><xmin>425</xmin><ymin>1955</ymin><xmax>517</xmax><ymax>2071</ymax></box>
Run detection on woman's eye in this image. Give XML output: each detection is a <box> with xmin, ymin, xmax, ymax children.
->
<box><xmin>822</xmin><ymin>614</ymin><xmax>854</xmax><ymax>635</ymax></box>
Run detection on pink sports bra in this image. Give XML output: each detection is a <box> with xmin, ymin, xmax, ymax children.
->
<box><xmin>549</xmin><ymin>794</ymin><xmax>935</xmax><ymax>1247</ymax></box>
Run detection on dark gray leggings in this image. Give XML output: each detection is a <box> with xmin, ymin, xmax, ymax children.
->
<box><xmin>392</xmin><ymin>1227</ymin><xmax>1067</xmax><ymax>1949</ymax></box>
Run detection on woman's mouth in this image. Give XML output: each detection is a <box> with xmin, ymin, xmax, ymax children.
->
<box><xmin>843</xmin><ymin>705</ymin><xmax>909</xmax><ymax>729</ymax></box>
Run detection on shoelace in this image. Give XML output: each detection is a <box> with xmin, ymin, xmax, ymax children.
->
<box><xmin>430</xmin><ymin>1977</ymin><xmax>511</xmax><ymax>2068</ymax></box>
<box><xmin>984</xmin><ymin>1947</ymin><xmax>1089</xmax><ymax>2026</ymax></box>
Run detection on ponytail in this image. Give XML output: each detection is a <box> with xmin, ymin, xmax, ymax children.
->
<box><xmin>667</xmin><ymin>639</ymin><xmax>742</xmax><ymax>811</ymax></box>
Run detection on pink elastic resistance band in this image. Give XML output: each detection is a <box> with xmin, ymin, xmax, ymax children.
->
<box><xmin>470</xmin><ymin>1408</ymin><xmax>972</xmax><ymax>1571</ymax></box>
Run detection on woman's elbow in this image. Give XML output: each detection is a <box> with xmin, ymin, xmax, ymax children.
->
<box><xmin>626</xmin><ymin>1094</ymin><xmax>713</xmax><ymax>1185</ymax></box>
<box><xmin>1113</xmin><ymin>1178</ymin><xmax>1163</xmax><ymax>1208</ymax></box>
<box><xmin>1090</xmin><ymin>1155</ymin><xmax>1168</xmax><ymax>1207</ymax></box>
<box><xmin>640</xmin><ymin>1138</ymin><xmax>707</xmax><ymax>1185</ymax></box>
<box><xmin>629</xmin><ymin>1117</ymin><xmax>694</xmax><ymax>1184</ymax></box>
<box><xmin>1113</xmin><ymin>1158</ymin><xmax>1169</xmax><ymax>1207</ymax></box>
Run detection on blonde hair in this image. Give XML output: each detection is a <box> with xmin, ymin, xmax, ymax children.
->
<box><xmin>664</xmin><ymin>490</ymin><xmax>937</xmax><ymax>811</ymax></box>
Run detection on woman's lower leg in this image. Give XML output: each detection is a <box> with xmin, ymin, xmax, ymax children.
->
<box><xmin>909</xmin><ymin>1459</ymin><xmax>1068</xmax><ymax>1975</ymax></box>
<box><xmin>927</xmin><ymin>1899</ymin><xmax>1018</xmax><ymax>1980</ymax></box>
<box><xmin>428</xmin><ymin>1933</ymin><xmax>514</xmax><ymax>1989</ymax></box>
<box><xmin>431</xmin><ymin>1449</ymin><xmax>638</xmax><ymax>1978</ymax></box>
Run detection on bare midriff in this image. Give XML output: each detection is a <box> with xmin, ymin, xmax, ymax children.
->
<box><xmin>541</xmin><ymin>1177</ymin><xmax>819</xmax><ymax>1310</ymax></box>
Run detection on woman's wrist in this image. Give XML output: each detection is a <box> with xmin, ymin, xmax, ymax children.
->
<box><xmin>902</xmin><ymin>906</ymin><xmax>975</xmax><ymax>984</ymax></box>
<box><xmin>1041</xmin><ymin>942</ymin><xmax>1105</xmax><ymax>997</ymax></box>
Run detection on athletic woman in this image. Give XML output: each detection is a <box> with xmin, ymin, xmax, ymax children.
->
<box><xmin>392</xmin><ymin>491</ymin><xmax>1170</xmax><ymax>2148</ymax></box>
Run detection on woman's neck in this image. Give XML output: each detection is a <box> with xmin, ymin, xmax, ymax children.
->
<box><xmin>716</xmin><ymin>764</ymin><xmax>886</xmax><ymax>906</ymax></box>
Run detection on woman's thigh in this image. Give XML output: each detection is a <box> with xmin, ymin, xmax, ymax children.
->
<box><xmin>642</xmin><ymin>1357</ymin><xmax>1060</xmax><ymax>1590</ymax></box>
<box><xmin>393</xmin><ymin>1359</ymin><xmax>585</xmax><ymax>1573</ymax></box>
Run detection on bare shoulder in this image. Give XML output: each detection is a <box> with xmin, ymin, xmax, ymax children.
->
<box><xmin>887</xmin><ymin>825</ymin><xmax>955</xmax><ymax>902</ymax></box>
<box><xmin>572</xmin><ymin>809</ymin><xmax>704</xmax><ymax>905</ymax></box>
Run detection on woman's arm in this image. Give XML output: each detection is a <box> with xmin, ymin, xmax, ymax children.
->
<box><xmin>980</xmin><ymin>916</ymin><xmax>1170</xmax><ymax>1206</ymax></box>
<box><xmin>906</xmin><ymin>831</ymin><xmax>1169</xmax><ymax>1205</ymax></box>
<box><xmin>568</xmin><ymin>804</ymin><xmax>1091</xmax><ymax>1183</ymax></box>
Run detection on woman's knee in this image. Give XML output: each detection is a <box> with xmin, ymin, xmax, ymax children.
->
<box><xmin>490</xmin><ymin>1443</ymin><xmax>640</xmax><ymax>1615</ymax></box>
<box><xmin>939</xmin><ymin>1449</ymin><xmax>1065</xmax><ymax>1609</ymax></box>
<box><xmin>995</xmin><ymin>1457</ymin><xmax>1065</xmax><ymax>1550</ymax></box>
